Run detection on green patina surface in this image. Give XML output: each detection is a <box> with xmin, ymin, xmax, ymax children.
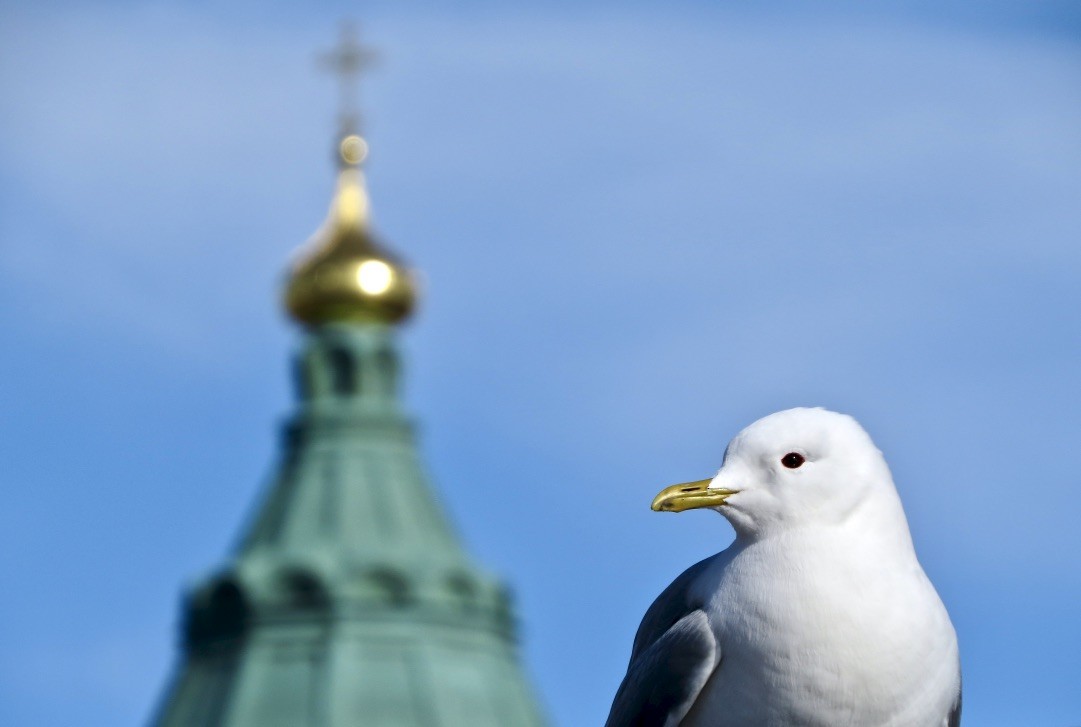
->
<box><xmin>151</xmin><ymin>323</ymin><xmax>549</xmax><ymax>726</ymax></box>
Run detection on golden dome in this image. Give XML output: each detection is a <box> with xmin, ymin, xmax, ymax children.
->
<box><xmin>285</xmin><ymin>135</ymin><xmax>416</xmax><ymax>326</ymax></box>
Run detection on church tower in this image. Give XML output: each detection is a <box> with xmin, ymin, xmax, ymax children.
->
<box><xmin>151</xmin><ymin>28</ymin><xmax>548</xmax><ymax>727</ymax></box>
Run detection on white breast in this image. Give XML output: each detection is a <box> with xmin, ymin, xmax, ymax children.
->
<box><xmin>683</xmin><ymin>532</ymin><xmax>959</xmax><ymax>727</ymax></box>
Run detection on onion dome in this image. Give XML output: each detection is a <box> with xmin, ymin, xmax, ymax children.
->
<box><xmin>285</xmin><ymin>134</ymin><xmax>416</xmax><ymax>326</ymax></box>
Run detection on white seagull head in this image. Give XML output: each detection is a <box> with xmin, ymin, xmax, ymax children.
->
<box><xmin>652</xmin><ymin>408</ymin><xmax>908</xmax><ymax>540</ymax></box>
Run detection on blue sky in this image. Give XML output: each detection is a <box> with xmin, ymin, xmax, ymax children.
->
<box><xmin>1</xmin><ymin>2</ymin><xmax>1079</xmax><ymax>725</ymax></box>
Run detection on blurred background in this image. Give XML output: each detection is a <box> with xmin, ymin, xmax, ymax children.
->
<box><xmin>1</xmin><ymin>1</ymin><xmax>1079</xmax><ymax>725</ymax></box>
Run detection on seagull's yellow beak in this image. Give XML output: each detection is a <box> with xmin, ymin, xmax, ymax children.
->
<box><xmin>651</xmin><ymin>478</ymin><xmax>739</xmax><ymax>513</ymax></box>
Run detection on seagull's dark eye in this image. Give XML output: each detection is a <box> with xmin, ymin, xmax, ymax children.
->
<box><xmin>781</xmin><ymin>452</ymin><xmax>805</xmax><ymax>469</ymax></box>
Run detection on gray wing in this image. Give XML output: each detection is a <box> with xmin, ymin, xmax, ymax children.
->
<box><xmin>627</xmin><ymin>555</ymin><xmax>715</xmax><ymax>662</ymax></box>
<box><xmin>605</xmin><ymin>610</ymin><xmax>717</xmax><ymax>727</ymax></box>
<box><xmin>947</xmin><ymin>677</ymin><xmax>962</xmax><ymax>726</ymax></box>
<box><xmin>605</xmin><ymin>556</ymin><xmax>721</xmax><ymax>727</ymax></box>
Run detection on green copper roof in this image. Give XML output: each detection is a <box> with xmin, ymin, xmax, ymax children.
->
<box><xmin>151</xmin><ymin>327</ymin><xmax>548</xmax><ymax>726</ymax></box>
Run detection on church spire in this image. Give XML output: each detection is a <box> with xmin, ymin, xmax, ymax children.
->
<box><xmin>150</xmin><ymin>26</ymin><xmax>547</xmax><ymax>727</ymax></box>
<box><xmin>285</xmin><ymin>24</ymin><xmax>415</xmax><ymax>327</ymax></box>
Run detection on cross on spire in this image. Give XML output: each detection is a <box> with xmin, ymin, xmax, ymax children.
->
<box><xmin>319</xmin><ymin>23</ymin><xmax>377</xmax><ymax>136</ymax></box>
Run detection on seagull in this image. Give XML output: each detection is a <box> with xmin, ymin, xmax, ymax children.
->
<box><xmin>606</xmin><ymin>408</ymin><xmax>961</xmax><ymax>727</ymax></box>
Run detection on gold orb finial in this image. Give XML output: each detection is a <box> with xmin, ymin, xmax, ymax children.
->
<box><xmin>284</xmin><ymin>138</ymin><xmax>416</xmax><ymax>327</ymax></box>
<box><xmin>284</xmin><ymin>28</ymin><xmax>415</xmax><ymax>328</ymax></box>
<box><xmin>340</xmin><ymin>134</ymin><xmax>368</xmax><ymax>165</ymax></box>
